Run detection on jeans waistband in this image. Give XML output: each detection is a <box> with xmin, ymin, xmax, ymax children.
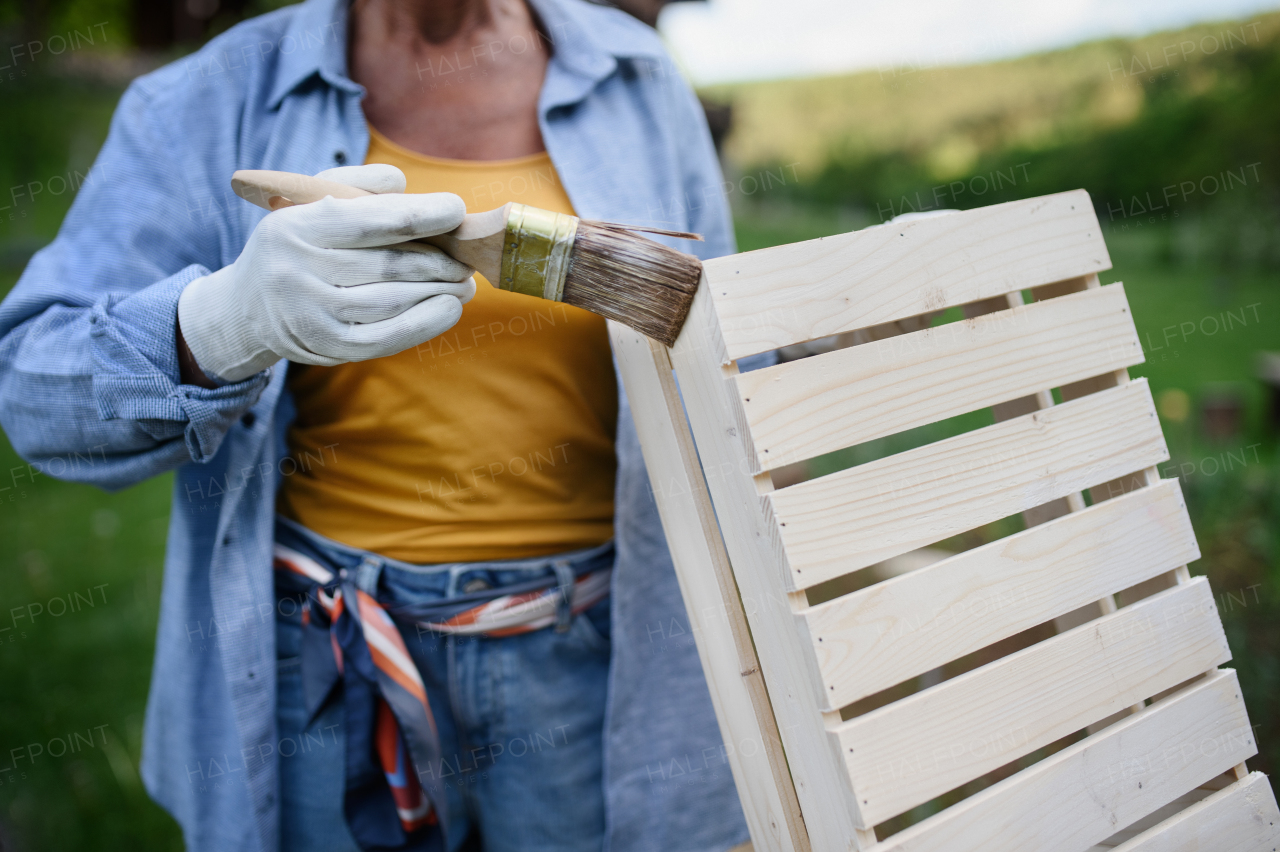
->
<box><xmin>273</xmin><ymin>514</ymin><xmax>615</xmax><ymax>602</ymax></box>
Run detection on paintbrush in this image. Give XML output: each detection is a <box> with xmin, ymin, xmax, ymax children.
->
<box><xmin>230</xmin><ymin>170</ymin><xmax>703</xmax><ymax>347</ymax></box>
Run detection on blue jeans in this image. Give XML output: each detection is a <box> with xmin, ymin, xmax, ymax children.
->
<box><xmin>274</xmin><ymin>518</ymin><xmax>614</xmax><ymax>852</ymax></box>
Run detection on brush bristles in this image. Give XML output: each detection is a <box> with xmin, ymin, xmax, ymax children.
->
<box><xmin>561</xmin><ymin>223</ymin><xmax>702</xmax><ymax>347</ymax></box>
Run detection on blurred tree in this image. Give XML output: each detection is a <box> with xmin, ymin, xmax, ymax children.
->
<box><xmin>12</xmin><ymin>0</ymin><xmax>71</xmax><ymax>43</ymax></box>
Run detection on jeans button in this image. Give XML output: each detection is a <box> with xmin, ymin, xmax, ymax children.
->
<box><xmin>462</xmin><ymin>578</ymin><xmax>491</xmax><ymax>594</ymax></box>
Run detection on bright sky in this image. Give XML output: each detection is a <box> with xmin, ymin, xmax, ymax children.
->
<box><xmin>658</xmin><ymin>0</ymin><xmax>1280</xmax><ymax>84</ymax></box>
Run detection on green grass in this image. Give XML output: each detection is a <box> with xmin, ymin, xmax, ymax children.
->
<box><xmin>0</xmin><ymin>265</ymin><xmax>180</xmax><ymax>847</ymax></box>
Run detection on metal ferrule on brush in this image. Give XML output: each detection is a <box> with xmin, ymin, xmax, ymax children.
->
<box><xmin>498</xmin><ymin>203</ymin><xmax>579</xmax><ymax>303</ymax></box>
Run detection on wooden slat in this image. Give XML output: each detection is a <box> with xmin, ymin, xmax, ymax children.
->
<box><xmin>803</xmin><ymin>480</ymin><xmax>1199</xmax><ymax>709</ymax></box>
<box><xmin>959</xmin><ymin>287</ymin><xmax>1080</xmax><ymax>531</ymax></box>
<box><xmin>1090</xmin><ymin>788</ymin><xmax>1217</xmax><ymax>848</ymax></box>
<box><xmin>609</xmin><ymin>322</ymin><xmax>810</xmax><ymax>852</ymax></box>
<box><xmin>1109</xmin><ymin>772</ymin><xmax>1280</xmax><ymax>851</ymax></box>
<box><xmin>770</xmin><ymin>379</ymin><xmax>1168</xmax><ymax>590</ymax></box>
<box><xmin>670</xmin><ymin>286</ymin><xmax>872</xmax><ymax>846</ymax></box>
<box><xmin>869</xmin><ymin>670</ymin><xmax>1257</xmax><ymax>852</ymax></box>
<box><xmin>704</xmin><ymin>190</ymin><xmax>1110</xmax><ymax>362</ymax></box>
<box><xmin>835</xmin><ymin>578</ymin><xmax>1230</xmax><ymax>824</ymax></box>
<box><xmin>736</xmin><ymin>284</ymin><xmax>1142</xmax><ymax>472</ymax></box>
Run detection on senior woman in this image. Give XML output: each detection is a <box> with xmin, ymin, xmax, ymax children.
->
<box><xmin>0</xmin><ymin>0</ymin><xmax>750</xmax><ymax>849</ymax></box>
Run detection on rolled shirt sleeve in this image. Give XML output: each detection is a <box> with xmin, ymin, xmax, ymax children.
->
<box><xmin>0</xmin><ymin>82</ymin><xmax>267</xmax><ymax>490</ymax></box>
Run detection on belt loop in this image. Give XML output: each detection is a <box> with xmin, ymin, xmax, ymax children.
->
<box><xmin>356</xmin><ymin>556</ymin><xmax>383</xmax><ymax>596</ymax></box>
<box><xmin>552</xmin><ymin>560</ymin><xmax>575</xmax><ymax>633</ymax></box>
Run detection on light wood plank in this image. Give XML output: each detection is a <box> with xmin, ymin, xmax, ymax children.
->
<box><xmin>736</xmin><ymin>284</ymin><xmax>1142</xmax><ymax>472</ymax></box>
<box><xmin>955</xmin><ymin>286</ymin><xmax>1132</xmax><ymax>646</ymax></box>
<box><xmin>770</xmin><ymin>379</ymin><xmax>1169</xmax><ymax>590</ymax></box>
<box><xmin>804</xmin><ymin>480</ymin><xmax>1200</xmax><ymax>708</ymax></box>
<box><xmin>670</xmin><ymin>286</ymin><xmax>873</xmax><ymax>844</ymax></box>
<box><xmin>836</xmin><ymin>578</ymin><xmax>1231</xmax><ymax>824</ymax></box>
<box><xmin>608</xmin><ymin>322</ymin><xmax>809</xmax><ymax>852</ymax></box>
<box><xmin>1109</xmin><ymin>772</ymin><xmax>1280</xmax><ymax>851</ymax></box>
<box><xmin>704</xmin><ymin>190</ymin><xmax>1110</xmax><ymax>362</ymax></box>
<box><xmin>1091</xmin><ymin>788</ymin><xmax>1217</xmax><ymax>848</ymax></box>
<box><xmin>869</xmin><ymin>670</ymin><xmax>1257</xmax><ymax>852</ymax></box>
<box><xmin>959</xmin><ymin>287</ymin><xmax>1080</xmax><ymax>531</ymax></box>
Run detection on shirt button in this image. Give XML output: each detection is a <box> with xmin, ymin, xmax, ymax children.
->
<box><xmin>241</xmin><ymin>412</ymin><xmax>256</xmax><ymax>428</ymax></box>
<box><xmin>333</xmin><ymin>150</ymin><xmax>347</xmax><ymax>165</ymax></box>
<box><xmin>462</xmin><ymin>578</ymin><xmax>491</xmax><ymax>594</ymax></box>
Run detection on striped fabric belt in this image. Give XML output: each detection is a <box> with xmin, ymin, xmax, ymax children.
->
<box><xmin>272</xmin><ymin>542</ymin><xmax>613</xmax><ymax>852</ymax></box>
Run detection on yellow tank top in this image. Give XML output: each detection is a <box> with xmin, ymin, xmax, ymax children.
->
<box><xmin>277</xmin><ymin>127</ymin><xmax>618</xmax><ymax>563</ymax></box>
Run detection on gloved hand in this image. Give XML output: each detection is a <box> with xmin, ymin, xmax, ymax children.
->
<box><xmin>178</xmin><ymin>164</ymin><xmax>475</xmax><ymax>383</ymax></box>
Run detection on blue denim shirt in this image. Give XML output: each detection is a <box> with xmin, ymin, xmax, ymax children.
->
<box><xmin>0</xmin><ymin>0</ymin><xmax>752</xmax><ymax>849</ymax></box>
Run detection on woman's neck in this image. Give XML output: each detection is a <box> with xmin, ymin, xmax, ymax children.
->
<box><xmin>350</xmin><ymin>0</ymin><xmax>550</xmax><ymax>161</ymax></box>
<box><xmin>358</xmin><ymin>0</ymin><xmax>493</xmax><ymax>45</ymax></box>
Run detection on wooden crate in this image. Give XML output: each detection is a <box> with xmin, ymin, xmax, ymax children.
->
<box><xmin>611</xmin><ymin>191</ymin><xmax>1279</xmax><ymax>852</ymax></box>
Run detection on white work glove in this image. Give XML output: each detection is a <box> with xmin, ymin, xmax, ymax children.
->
<box><xmin>178</xmin><ymin>164</ymin><xmax>475</xmax><ymax>383</ymax></box>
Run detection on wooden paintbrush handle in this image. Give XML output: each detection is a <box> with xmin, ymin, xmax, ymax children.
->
<box><xmin>230</xmin><ymin>170</ymin><xmax>508</xmax><ymax>282</ymax></box>
<box><xmin>231</xmin><ymin>170</ymin><xmax>370</xmax><ymax>208</ymax></box>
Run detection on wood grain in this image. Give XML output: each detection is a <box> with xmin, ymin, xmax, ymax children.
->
<box><xmin>1088</xmin><ymin>787</ymin><xmax>1217</xmax><ymax>849</ymax></box>
<box><xmin>836</xmin><ymin>579</ymin><xmax>1231</xmax><ymax>825</ymax></box>
<box><xmin>609</xmin><ymin>321</ymin><xmax>810</xmax><ymax>852</ymax></box>
<box><xmin>1108</xmin><ymin>772</ymin><xmax>1280</xmax><ymax>851</ymax></box>
<box><xmin>803</xmin><ymin>480</ymin><xmax>1200</xmax><ymax>709</ymax></box>
<box><xmin>670</xmin><ymin>286</ymin><xmax>874</xmax><ymax>843</ymax></box>
<box><xmin>870</xmin><ymin>670</ymin><xmax>1256</xmax><ymax>852</ymax></box>
<box><xmin>770</xmin><ymin>379</ymin><xmax>1169</xmax><ymax>590</ymax></box>
<box><xmin>704</xmin><ymin>190</ymin><xmax>1110</xmax><ymax>362</ymax></box>
<box><xmin>735</xmin><ymin>284</ymin><xmax>1142</xmax><ymax>472</ymax></box>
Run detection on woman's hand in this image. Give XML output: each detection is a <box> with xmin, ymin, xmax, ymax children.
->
<box><xmin>176</xmin><ymin>164</ymin><xmax>475</xmax><ymax>384</ymax></box>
